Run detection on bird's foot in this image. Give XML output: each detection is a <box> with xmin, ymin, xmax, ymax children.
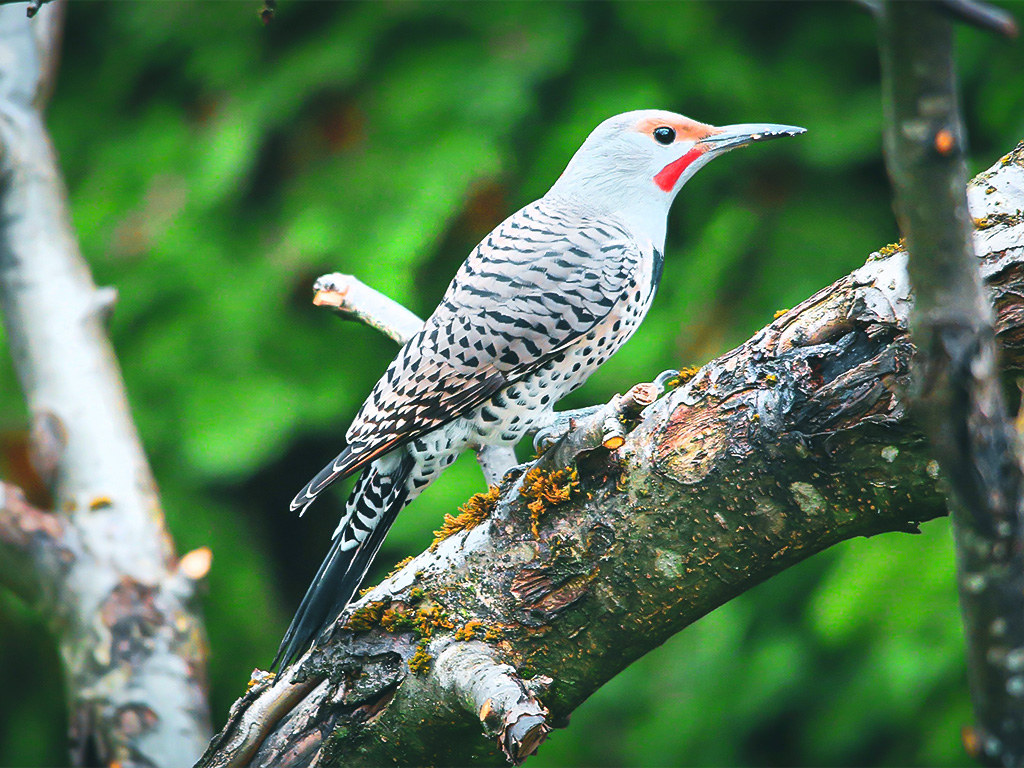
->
<box><xmin>652</xmin><ymin>368</ymin><xmax>683</xmax><ymax>393</ymax></box>
<box><xmin>500</xmin><ymin>460</ymin><xmax>534</xmax><ymax>484</ymax></box>
<box><xmin>532</xmin><ymin>406</ymin><xmax>604</xmax><ymax>453</ymax></box>
<box><xmin>531</xmin><ymin>370</ymin><xmax>681</xmax><ymax>455</ymax></box>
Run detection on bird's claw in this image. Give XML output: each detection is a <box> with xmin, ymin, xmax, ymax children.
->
<box><xmin>501</xmin><ymin>461</ymin><xmax>533</xmax><ymax>484</ymax></box>
<box><xmin>653</xmin><ymin>369</ymin><xmax>682</xmax><ymax>394</ymax></box>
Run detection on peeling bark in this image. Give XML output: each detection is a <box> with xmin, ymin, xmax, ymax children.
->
<box><xmin>0</xmin><ymin>6</ymin><xmax>212</xmax><ymax>767</ymax></box>
<box><xmin>198</xmin><ymin>141</ymin><xmax>1024</xmax><ymax>767</ymax></box>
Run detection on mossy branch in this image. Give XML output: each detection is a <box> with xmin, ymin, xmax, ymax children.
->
<box><xmin>197</xmin><ymin>143</ymin><xmax>1024</xmax><ymax>767</ymax></box>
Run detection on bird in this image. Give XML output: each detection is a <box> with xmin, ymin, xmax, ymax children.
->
<box><xmin>274</xmin><ymin>109</ymin><xmax>805</xmax><ymax>669</ymax></box>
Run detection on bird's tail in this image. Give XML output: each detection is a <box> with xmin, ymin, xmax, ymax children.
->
<box><xmin>273</xmin><ymin>451</ymin><xmax>415</xmax><ymax>670</ymax></box>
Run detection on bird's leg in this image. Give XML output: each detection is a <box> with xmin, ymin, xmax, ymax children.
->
<box><xmin>474</xmin><ymin>445</ymin><xmax>519</xmax><ymax>486</ymax></box>
<box><xmin>479</xmin><ymin>367</ymin><xmax>683</xmax><ymax>484</ymax></box>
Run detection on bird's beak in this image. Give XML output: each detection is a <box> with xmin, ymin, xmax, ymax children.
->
<box><xmin>700</xmin><ymin>123</ymin><xmax>806</xmax><ymax>153</ymax></box>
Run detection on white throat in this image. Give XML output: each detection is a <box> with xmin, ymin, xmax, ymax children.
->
<box><xmin>544</xmin><ymin>172</ymin><xmax>674</xmax><ymax>251</ymax></box>
<box><xmin>544</xmin><ymin>142</ymin><xmax>719</xmax><ymax>251</ymax></box>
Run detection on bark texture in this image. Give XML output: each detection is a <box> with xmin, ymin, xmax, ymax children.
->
<box><xmin>878</xmin><ymin>4</ymin><xmax>1024</xmax><ymax>764</ymax></box>
<box><xmin>0</xmin><ymin>5</ymin><xmax>212</xmax><ymax>766</ymax></box>
<box><xmin>197</xmin><ymin>141</ymin><xmax>1024</xmax><ymax>767</ymax></box>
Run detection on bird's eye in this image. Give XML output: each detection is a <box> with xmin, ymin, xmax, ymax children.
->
<box><xmin>653</xmin><ymin>126</ymin><xmax>676</xmax><ymax>145</ymax></box>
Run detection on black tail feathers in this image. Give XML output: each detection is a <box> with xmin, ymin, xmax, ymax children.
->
<box><xmin>273</xmin><ymin>453</ymin><xmax>414</xmax><ymax>670</ymax></box>
<box><xmin>289</xmin><ymin>445</ymin><xmax>356</xmax><ymax>514</ymax></box>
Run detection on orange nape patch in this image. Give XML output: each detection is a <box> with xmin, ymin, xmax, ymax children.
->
<box><xmin>634</xmin><ymin>115</ymin><xmax>720</xmax><ymax>143</ymax></box>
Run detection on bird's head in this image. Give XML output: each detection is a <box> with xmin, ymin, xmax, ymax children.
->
<box><xmin>548</xmin><ymin>109</ymin><xmax>806</xmax><ymax>244</ymax></box>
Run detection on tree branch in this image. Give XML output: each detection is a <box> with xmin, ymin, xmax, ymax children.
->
<box><xmin>0</xmin><ymin>481</ymin><xmax>66</xmax><ymax>605</ymax></box>
<box><xmin>0</xmin><ymin>5</ymin><xmax>212</xmax><ymax>766</ymax></box>
<box><xmin>878</xmin><ymin>4</ymin><xmax>1024</xmax><ymax>763</ymax></box>
<box><xmin>935</xmin><ymin>0</ymin><xmax>1018</xmax><ymax>39</ymax></box>
<box><xmin>0</xmin><ymin>0</ymin><xmax>53</xmax><ymax>19</ymax></box>
<box><xmin>312</xmin><ymin>272</ymin><xmax>424</xmax><ymax>344</ymax></box>
<box><xmin>197</xmin><ymin>139</ymin><xmax>1024</xmax><ymax>766</ymax></box>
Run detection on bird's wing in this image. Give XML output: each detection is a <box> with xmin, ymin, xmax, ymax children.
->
<box><xmin>290</xmin><ymin>202</ymin><xmax>644</xmax><ymax>511</ymax></box>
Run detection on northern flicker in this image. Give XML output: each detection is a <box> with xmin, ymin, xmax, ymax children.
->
<box><xmin>275</xmin><ymin>110</ymin><xmax>805</xmax><ymax>668</ymax></box>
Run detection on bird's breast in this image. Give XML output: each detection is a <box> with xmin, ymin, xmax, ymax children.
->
<box><xmin>463</xmin><ymin>264</ymin><xmax>657</xmax><ymax>448</ymax></box>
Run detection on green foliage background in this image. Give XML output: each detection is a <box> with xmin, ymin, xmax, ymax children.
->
<box><xmin>1</xmin><ymin>1</ymin><xmax>1022</xmax><ymax>765</ymax></box>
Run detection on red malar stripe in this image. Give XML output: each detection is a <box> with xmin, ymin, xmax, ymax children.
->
<box><xmin>653</xmin><ymin>147</ymin><xmax>704</xmax><ymax>192</ymax></box>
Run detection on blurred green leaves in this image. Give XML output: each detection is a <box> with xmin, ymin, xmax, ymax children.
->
<box><xmin>1</xmin><ymin>1</ymin><xmax>1020</xmax><ymax>765</ymax></box>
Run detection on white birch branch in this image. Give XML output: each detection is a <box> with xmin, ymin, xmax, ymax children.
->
<box><xmin>0</xmin><ymin>5</ymin><xmax>212</xmax><ymax>766</ymax></box>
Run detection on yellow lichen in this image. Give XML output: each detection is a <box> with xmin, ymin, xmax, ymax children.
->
<box><xmin>343</xmin><ymin>600</ymin><xmax>390</xmax><ymax>632</ymax></box>
<box><xmin>974</xmin><ymin>216</ymin><xmax>995</xmax><ymax>230</ymax></box>
<box><xmin>876</xmin><ymin>239</ymin><xmax>905</xmax><ymax>258</ymax></box>
<box><xmin>430</xmin><ymin>485</ymin><xmax>501</xmax><ymax>550</ymax></box>
<box><xmin>661</xmin><ymin>366</ymin><xmax>700</xmax><ymax>391</ymax></box>
<box><xmin>346</xmin><ymin>595</ymin><xmax>455</xmax><ymax>644</ymax></box>
<box><xmin>453</xmin><ymin>619</ymin><xmax>504</xmax><ymax>643</ymax></box>
<box><xmin>455</xmin><ymin>619</ymin><xmax>485</xmax><ymax>641</ymax></box>
<box><xmin>380</xmin><ymin>606</ymin><xmax>417</xmax><ymax>633</ymax></box>
<box><xmin>520</xmin><ymin>466</ymin><xmax>579</xmax><ymax>537</ymax></box>
<box><xmin>409</xmin><ymin>639</ymin><xmax>432</xmax><ymax>675</ymax></box>
<box><xmin>385</xmin><ymin>555</ymin><xmax>414</xmax><ymax>580</ymax></box>
<box><xmin>415</xmin><ymin>602</ymin><xmax>454</xmax><ymax>638</ymax></box>
<box><xmin>772</xmin><ymin>308</ymin><xmax>789</xmax><ymax>320</ymax></box>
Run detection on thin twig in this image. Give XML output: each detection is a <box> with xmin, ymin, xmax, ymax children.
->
<box><xmin>313</xmin><ymin>273</ymin><xmax>422</xmax><ymax>344</ymax></box>
<box><xmin>935</xmin><ymin>0</ymin><xmax>1018</xmax><ymax>39</ymax></box>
